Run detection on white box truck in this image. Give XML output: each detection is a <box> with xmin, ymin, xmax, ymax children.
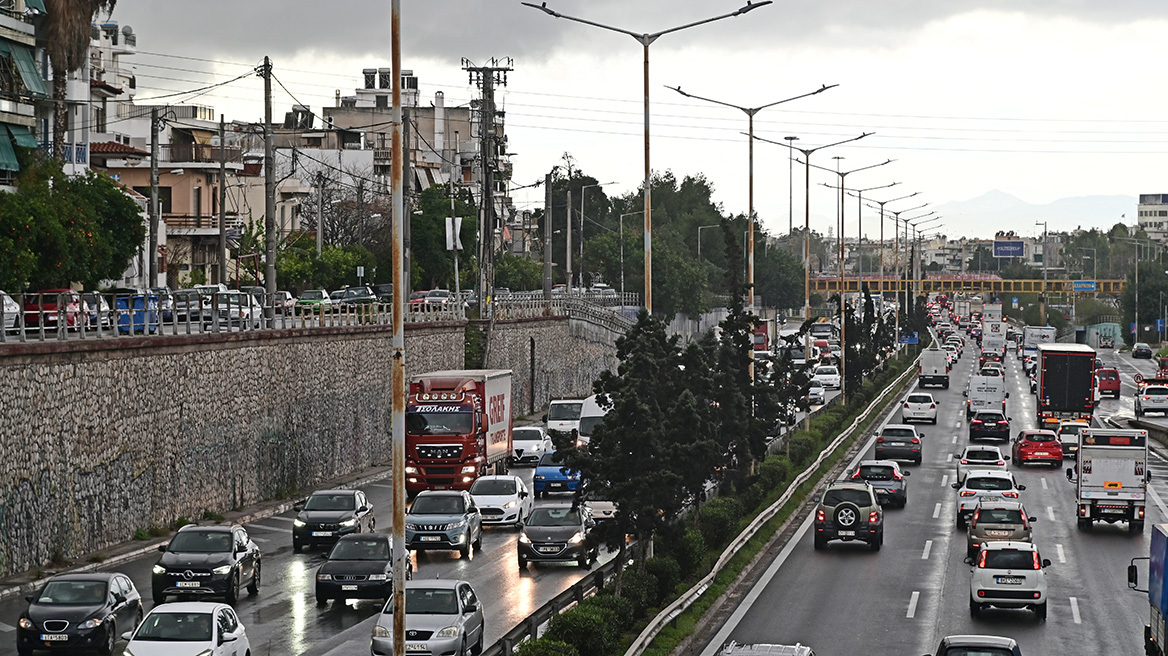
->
<box><xmin>1020</xmin><ymin>325</ymin><xmax>1057</xmax><ymax>359</ymax></box>
<box><xmin>964</xmin><ymin>375</ymin><xmax>1008</xmax><ymax>418</ymax></box>
<box><xmin>1071</xmin><ymin>428</ymin><xmax>1148</xmax><ymax>532</ymax></box>
<box><xmin>984</xmin><ymin>303</ymin><xmax>1003</xmax><ymax>321</ymax></box>
<box><xmin>982</xmin><ymin>320</ymin><xmax>1006</xmax><ymax>355</ymax></box>
<box><xmin>919</xmin><ymin>348</ymin><xmax>950</xmax><ymax>388</ymax></box>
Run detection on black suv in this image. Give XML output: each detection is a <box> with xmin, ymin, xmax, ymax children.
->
<box><xmin>152</xmin><ymin>525</ymin><xmax>261</xmax><ymax>604</ymax></box>
<box><xmin>969</xmin><ymin>411</ymin><xmax>1010</xmax><ymax>441</ymax></box>
<box><xmin>292</xmin><ymin>489</ymin><xmax>375</xmax><ymax>552</ymax></box>
<box><xmin>813</xmin><ymin>481</ymin><xmax>883</xmax><ymax>551</ymax></box>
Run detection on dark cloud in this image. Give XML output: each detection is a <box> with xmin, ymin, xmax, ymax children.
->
<box><xmin>111</xmin><ymin>1</ymin><xmax>1165</xmax><ymax>66</ymax></box>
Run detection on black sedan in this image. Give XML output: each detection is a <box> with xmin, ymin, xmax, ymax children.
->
<box><xmin>315</xmin><ymin>533</ymin><xmax>411</xmax><ymax>605</ymax></box>
<box><xmin>293</xmin><ymin>489</ymin><xmax>376</xmax><ymax>551</ymax></box>
<box><xmin>151</xmin><ymin>525</ymin><xmax>261</xmax><ymax>604</ymax></box>
<box><xmin>1134</xmin><ymin>342</ymin><xmax>1154</xmax><ymax>359</ymax></box>
<box><xmin>17</xmin><ymin>573</ymin><xmax>142</xmax><ymax>656</ymax></box>
<box><xmin>518</xmin><ymin>505</ymin><xmax>598</xmax><ymax>569</ymax></box>
<box><xmin>970</xmin><ymin>411</ymin><xmax>1011</xmax><ymax>441</ymax></box>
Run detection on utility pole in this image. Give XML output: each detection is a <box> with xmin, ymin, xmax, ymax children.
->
<box><xmin>261</xmin><ymin>55</ymin><xmax>276</xmax><ymax>318</ymax></box>
<box><xmin>390</xmin><ymin>3</ymin><xmax>407</xmax><ymax>655</ymax></box>
<box><xmin>316</xmin><ymin>172</ymin><xmax>324</xmax><ymax>257</ymax></box>
<box><xmin>566</xmin><ymin>187</ymin><xmax>572</xmax><ymax>291</ymax></box>
<box><xmin>463</xmin><ymin>57</ymin><xmax>512</xmax><ymax>317</ymax></box>
<box><xmin>403</xmin><ymin>106</ymin><xmax>412</xmax><ymax>293</ymax></box>
<box><xmin>218</xmin><ymin>114</ymin><xmax>227</xmax><ymax>285</ymax></box>
<box><xmin>149</xmin><ymin>107</ymin><xmax>159</xmax><ymax>288</ymax></box>
<box><xmin>543</xmin><ymin>172</ymin><xmax>553</xmax><ymax>307</ymax></box>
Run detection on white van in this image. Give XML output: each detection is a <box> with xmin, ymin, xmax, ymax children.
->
<box><xmin>545</xmin><ymin>398</ymin><xmax>584</xmax><ymax>436</ymax></box>
<box><xmin>919</xmin><ymin>348</ymin><xmax>950</xmax><ymax>388</ymax></box>
<box><xmin>964</xmin><ymin>375</ymin><xmax>1008</xmax><ymax>418</ymax></box>
<box><xmin>576</xmin><ymin>394</ymin><xmax>612</xmax><ymax>446</ymax></box>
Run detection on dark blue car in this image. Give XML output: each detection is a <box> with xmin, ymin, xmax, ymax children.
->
<box><xmin>533</xmin><ymin>451</ymin><xmax>581</xmax><ymax>498</ymax></box>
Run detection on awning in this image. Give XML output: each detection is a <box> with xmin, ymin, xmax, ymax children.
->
<box><xmin>9</xmin><ymin>44</ymin><xmax>46</xmax><ymax>97</ymax></box>
<box><xmin>24</xmin><ymin>0</ymin><xmax>45</xmax><ymax>12</ymax></box>
<box><xmin>0</xmin><ymin>129</ymin><xmax>19</xmax><ymax>171</ymax></box>
<box><xmin>7</xmin><ymin>124</ymin><xmax>37</xmax><ymax>148</ymax></box>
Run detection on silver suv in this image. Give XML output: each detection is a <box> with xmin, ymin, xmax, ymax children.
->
<box><xmin>966</xmin><ymin>500</ymin><xmax>1034</xmax><ymax>558</ymax></box>
<box><xmin>812</xmin><ymin>481</ymin><xmax>884</xmax><ymax>551</ymax></box>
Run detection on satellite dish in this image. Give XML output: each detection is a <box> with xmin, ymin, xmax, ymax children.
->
<box><xmin>121</xmin><ymin>25</ymin><xmax>133</xmax><ymax>35</ymax></box>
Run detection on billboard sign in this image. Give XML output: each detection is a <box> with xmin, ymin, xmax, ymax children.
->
<box><xmin>993</xmin><ymin>240</ymin><xmax>1025</xmax><ymax>258</ymax></box>
<box><xmin>1072</xmin><ymin>280</ymin><xmax>1096</xmax><ymax>292</ymax></box>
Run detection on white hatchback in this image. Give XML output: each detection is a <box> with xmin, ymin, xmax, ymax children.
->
<box><xmin>955</xmin><ymin>446</ymin><xmax>1009</xmax><ymax>484</ymax></box>
<box><xmin>967</xmin><ymin>541</ymin><xmax>1050</xmax><ymax>620</ymax></box>
<box><xmin>123</xmin><ymin>601</ymin><xmax>249</xmax><ymax>656</ymax></box>
<box><xmin>469</xmin><ymin>475</ymin><xmax>532</xmax><ymax>527</ymax></box>
<box><xmin>1136</xmin><ymin>385</ymin><xmax>1168</xmax><ymax>417</ymax></box>
<box><xmin>952</xmin><ymin>470</ymin><xmax>1025</xmax><ymax>528</ymax></box>
<box><xmin>902</xmin><ymin>392</ymin><xmax>937</xmax><ymax>424</ymax></box>
<box><xmin>812</xmin><ymin>365</ymin><xmax>841</xmax><ymax>390</ymax></box>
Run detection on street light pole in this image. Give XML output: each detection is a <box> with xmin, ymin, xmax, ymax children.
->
<box><xmin>858</xmin><ymin>192</ymin><xmax>918</xmax><ymax>303</ymax></box>
<box><xmin>667</xmin><ymin>83</ymin><xmax>837</xmax><ymax>312</ymax></box>
<box><xmin>1035</xmin><ymin>221</ymin><xmax>1048</xmax><ymax>323</ymax></box>
<box><xmin>785</xmin><ymin>136</ymin><xmax>798</xmax><ymax>252</ymax></box>
<box><xmin>525</xmin><ymin>1</ymin><xmax>773</xmax><ymax>313</ymax></box>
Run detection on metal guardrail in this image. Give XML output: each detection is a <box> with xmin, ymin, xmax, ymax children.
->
<box><xmin>482</xmin><ymin>542</ymin><xmax>642</xmax><ymax>656</ymax></box>
<box><xmin>623</xmin><ymin>348</ymin><xmax>925</xmax><ymax>656</ymax></box>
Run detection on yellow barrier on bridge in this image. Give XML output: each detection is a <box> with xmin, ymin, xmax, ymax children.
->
<box><xmin>810</xmin><ymin>278</ymin><xmax>1126</xmax><ymax>294</ymax></box>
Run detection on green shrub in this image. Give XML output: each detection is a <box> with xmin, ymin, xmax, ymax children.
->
<box><xmin>202</xmin><ymin>509</ymin><xmax>225</xmax><ymax>522</ymax></box>
<box><xmin>580</xmin><ymin>593</ymin><xmax>637</xmax><ymax>632</ymax></box>
<box><xmin>787</xmin><ymin>434</ymin><xmax>818</xmax><ymax>467</ymax></box>
<box><xmin>618</xmin><ymin>569</ymin><xmax>661</xmax><ymax>616</ymax></box>
<box><xmin>514</xmin><ymin>638</ymin><xmax>580</xmax><ymax>656</ymax></box>
<box><xmin>132</xmin><ymin>528</ymin><xmax>150</xmax><ymax>541</ymax></box>
<box><xmin>758</xmin><ymin>456</ymin><xmax>790</xmax><ymax>489</ymax></box>
<box><xmin>698</xmin><ymin>496</ymin><xmax>743</xmax><ymax>548</ymax></box>
<box><xmin>546</xmin><ymin>606</ymin><xmax>615</xmax><ymax>656</ymax></box>
<box><xmin>670</xmin><ymin>529</ymin><xmax>707</xmax><ymax>579</ymax></box>
<box><xmin>645</xmin><ymin>556</ymin><xmax>681</xmax><ymax>600</ymax></box>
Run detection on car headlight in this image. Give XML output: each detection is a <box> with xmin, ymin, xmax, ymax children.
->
<box><xmin>373</xmin><ymin>625</ymin><xmax>391</xmax><ymax>638</ymax></box>
<box><xmin>212</xmin><ymin>565</ymin><xmax>232</xmax><ymax>575</ymax></box>
<box><xmin>152</xmin><ymin>565</ymin><xmax>166</xmax><ymax>575</ymax></box>
<box><xmin>518</xmin><ymin>532</ymin><xmax>531</xmax><ymax>544</ymax></box>
<box><xmin>293</xmin><ymin>519</ymin><xmax>306</xmax><ymax>527</ymax></box>
<box><xmin>317</xmin><ymin>573</ymin><xmax>333</xmax><ymax>581</ymax></box>
<box><xmin>194</xmin><ymin>650</ymin><xmax>213</xmax><ymax>656</ymax></box>
<box><xmin>503</xmin><ymin>500</ymin><xmax>517</xmax><ymax>510</ymax></box>
<box><xmin>434</xmin><ymin>625</ymin><xmax>460</xmax><ymax>639</ymax></box>
<box><xmin>405</xmin><ymin>523</ymin><xmax>418</xmax><ymax>531</ymax></box>
<box><xmin>340</xmin><ymin>518</ymin><xmax>358</xmax><ymax>528</ymax></box>
<box><xmin>447</xmin><ymin>519</ymin><xmax>467</xmax><ymax>530</ymax></box>
<box><xmin>18</xmin><ymin>618</ymin><xmax>32</xmax><ymax>629</ymax></box>
<box><xmin>534</xmin><ymin>475</ymin><xmax>545</xmax><ymax>480</ymax></box>
<box><xmin>405</xmin><ymin>466</ymin><xmax>419</xmax><ymax>474</ymax></box>
<box><xmin>568</xmin><ymin>531</ymin><xmax>585</xmax><ymax>544</ymax></box>
<box><xmin>460</xmin><ymin>465</ymin><xmax>477</xmax><ymax>474</ymax></box>
<box><xmin>368</xmin><ymin>574</ymin><xmax>388</xmax><ymax>581</ymax></box>
<box><xmin>78</xmin><ymin>617</ymin><xmax>103</xmax><ymax>629</ymax></box>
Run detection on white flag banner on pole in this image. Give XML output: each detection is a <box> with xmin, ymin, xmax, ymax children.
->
<box><xmin>446</xmin><ymin>217</ymin><xmax>463</xmax><ymax>251</ymax></box>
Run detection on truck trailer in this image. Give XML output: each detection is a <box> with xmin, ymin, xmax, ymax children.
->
<box><xmin>1020</xmin><ymin>325</ymin><xmax>1057</xmax><ymax>360</ymax></box>
<box><xmin>1071</xmin><ymin>428</ymin><xmax>1148</xmax><ymax>531</ymax></box>
<box><xmin>1037</xmin><ymin>342</ymin><xmax>1096</xmax><ymax>423</ymax></box>
<box><xmin>1134</xmin><ymin>524</ymin><xmax>1168</xmax><ymax>655</ymax></box>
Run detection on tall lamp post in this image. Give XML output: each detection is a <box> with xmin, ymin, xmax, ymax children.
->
<box><xmin>667</xmin><ymin>83</ymin><xmax>837</xmax><ymax>311</ymax></box>
<box><xmin>1036</xmin><ymin>221</ymin><xmax>1048</xmax><ymax>323</ymax></box>
<box><xmin>524</xmin><ymin>1</ymin><xmax>773</xmax><ymax>313</ymax></box>
<box><xmin>857</xmin><ymin>191</ymin><xmax>918</xmax><ymax>302</ymax></box>
<box><xmin>785</xmin><ymin>136</ymin><xmax>798</xmax><ymax>251</ymax></box>
<box><xmin>825</xmin><ymin>181</ymin><xmax>898</xmax><ymax>281</ymax></box>
<box><xmin>886</xmin><ymin>206</ymin><xmax>931</xmax><ymax>343</ymax></box>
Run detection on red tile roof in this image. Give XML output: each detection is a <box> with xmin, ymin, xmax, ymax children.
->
<box><xmin>90</xmin><ymin>141</ymin><xmax>149</xmax><ymax>156</ymax></box>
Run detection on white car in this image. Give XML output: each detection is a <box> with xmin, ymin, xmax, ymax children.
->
<box><xmin>1</xmin><ymin>290</ymin><xmax>19</xmax><ymax>331</ymax></box>
<box><xmin>952</xmin><ymin>470</ymin><xmax>1025</xmax><ymax>529</ymax></box>
<box><xmin>967</xmin><ymin>541</ymin><xmax>1050</xmax><ymax>620</ymax></box>
<box><xmin>468</xmin><ymin>475</ymin><xmax>532</xmax><ymax>527</ymax></box>
<box><xmin>812</xmin><ymin>365</ymin><xmax>841</xmax><ymax>390</ymax></box>
<box><xmin>902</xmin><ymin>392</ymin><xmax>938</xmax><ymax>424</ymax></box>
<box><xmin>122</xmin><ymin>601</ymin><xmax>249</xmax><ymax>656</ymax></box>
<box><xmin>511</xmin><ymin>426</ymin><xmax>552</xmax><ymax>466</ymax></box>
<box><xmin>955</xmin><ymin>446</ymin><xmax>1009</xmax><ymax>484</ymax></box>
<box><xmin>1136</xmin><ymin>385</ymin><xmax>1168</xmax><ymax>417</ymax></box>
<box><xmin>806</xmin><ymin>380</ymin><xmax>827</xmax><ymax>406</ymax></box>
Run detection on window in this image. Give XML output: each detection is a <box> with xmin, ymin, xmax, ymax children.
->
<box><xmin>193</xmin><ymin>187</ymin><xmax>201</xmax><ymax>217</ymax></box>
<box><xmin>133</xmin><ymin>186</ymin><xmax>172</xmax><ymax>214</ymax></box>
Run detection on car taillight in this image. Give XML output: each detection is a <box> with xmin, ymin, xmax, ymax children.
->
<box><xmin>868</xmin><ymin>511</ymin><xmax>879</xmax><ymax>524</ymax></box>
<box><xmin>972</xmin><ymin>420</ymin><xmax>983</xmax><ymax>425</ymax></box>
<box><xmin>972</xmin><ymin>509</ymin><xmax>980</xmax><ymax>524</ymax></box>
<box><xmin>816</xmin><ymin>509</ymin><xmax>825</xmax><ymax>522</ymax></box>
<box><xmin>1145</xmin><ymin>396</ymin><xmax>1151</xmax><ymax>401</ymax></box>
<box><xmin>911</xmin><ymin>437</ymin><xmax>921</xmax><ymax>444</ymax></box>
<box><xmin>1140</xmin><ymin>507</ymin><xmax>1146</xmax><ymax>519</ymax></box>
<box><xmin>893</xmin><ymin>471</ymin><xmax>903</xmax><ymax>481</ymax></box>
<box><xmin>998</xmin><ymin>421</ymin><xmax>1009</xmax><ymax>425</ymax></box>
<box><xmin>930</xmin><ymin>403</ymin><xmax>936</xmax><ymax>409</ymax></box>
<box><xmin>1003</xmin><ymin>491</ymin><xmax>1019</xmax><ymax>498</ymax></box>
<box><xmin>978</xmin><ymin>550</ymin><xmax>987</xmax><ymax>568</ymax></box>
<box><xmin>876</xmin><ymin>436</ymin><xmax>885</xmax><ymax>443</ymax></box>
<box><xmin>961</xmin><ymin>459</ymin><xmax>969</xmax><ymax>464</ymax></box>
<box><xmin>904</xmin><ymin>402</ymin><xmax>910</xmax><ymax>409</ymax></box>
<box><xmin>851</xmin><ymin>471</ymin><xmax>862</xmax><ymax>480</ymax></box>
<box><xmin>1032</xmin><ymin>551</ymin><xmax>1041</xmax><ymax>570</ymax></box>
<box><xmin>960</xmin><ymin>491</ymin><xmax>977</xmax><ymax>497</ymax></box>
<box><xmin>997</xmin><ymin>460</ymin><xmax>1005</xmax><ymax>466</ymax></box>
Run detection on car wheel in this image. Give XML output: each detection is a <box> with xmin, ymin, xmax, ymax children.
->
<box><xmin>931</xmin><ymin>418</ymin><xmax>937</xmax><ymax>425</ymax></box>
<box><xmin>98</xmin><ymin>619</ymin><xmax>116</xmax><ymax>656</ymax></box>
<box><xmin>459</xmin><ymin>542</ymin><xmax>471</xmax><ymax>559</ymax></box>
<box><xmin>369</xmin><ymin>516</ymin><xmax>376</xmax><ymax>532</ymax></box>
<box><xmin>578</xmin><ymin>553</ymin><xmax>590</xmax><ymax>568</ymax></box>
<box><xmin>472</xmin><ymin>530</ymin><xmax>482</xmax><ymax>550</ymax></box>
<box><xmin>969</xmin><ymin>597</ymin><xmax>981</xmax><ymax>618</ymax></box>
<box><xmin>316</xmin><ymin>590</ymin><xmax>328</xmax><ymax>606</ymax></box>
<box><xmin>472</xmin><ymin>632</ymin><xmax>484</xmax><ymax>656</ymax></box>
<box><xmin>248</xmin><ymin>562</ymin><xmax>260</xmax><ymax>595</ymax></box>
<box><xmin>1132</xmin><ymin>520</ymin><xmax>1145</xmax><ymax>534</ymax></box>
<box><xmin>293</xmin><ymin>539</ymin><xmax>303</xmax><ymax>553</ymax></box>
<box><xmin>518</xmin><ymin>556</ymin><xmax>527</xmax><ymax>570</ymax></box>
<box><xmin>225</xmin><ymin>574</ymin><xmax>240</xmax><ymax>604</ymax></box>
<box><xmin>956</xmin><ymin>514</ymin><xmax>966</xmax><ymax>530</ymax></box>
<box><xmin>813</xmin><ymin>534</ymin><xmax>826</xmax><ymax>550</ymax></box>
<box><xmin>152</xmin><ymin>586</ymin><xmax>165</xmax><ymax>605</ymax></box>
<box><xmin>1035</xmin><ymin>602</ymin><xmax>1047</xmax><ymax>621</ymax></box>
<box><xmin>870</xmin><ymin>534</ymin><xmax>882</xmax><ymax>551</ymax></box>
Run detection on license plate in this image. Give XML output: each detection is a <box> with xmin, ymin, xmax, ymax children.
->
<box><xmin>996</xmin><ymin>576</ymin><xmax>1024</xmax><ymax>584</ymax></box>
<box><xmin>1035</xmin><ymin>452</ymin><xmax>1049</xmax><ymax>456</ymax></box>
<box><xmin>538</xmin><ymin>546</ymin><xmax>559</xmax><ymax>553</ymax></box>
<box><xmin>420</xmin><ymin>535</ymin><xmax>441</xmax><ymax>542</ymax></box>
<box><xmin>1101</xmin><ymin>507</ymin><xmax>1126</xmax><ymax>514</ymax></box>
<box><xmin>549</xmin><ymin>482</ymin><xmax>563</xmax><ymax>488</ymax></box>
<box><xmin>41</xmin><ymin>634</ymin><xmax>68</xmax><ymax>642</ymax></box>
<box><xmin>838</xmin><ymin>530</ymin><xmax>855</xmax><ymax>537</ymax></box>
<box><xmin>176</xmin><ymin>581</ymin><xmax>201</xmax><ymax>588</ymax></box>
<box><xmin>406</xmin><ymin>642</ymin><xmax>429</xmax><ymax>652</ymax></box>
<box><xmin>987</xmin><ymin>530</ymin><xmax>1011</xmax><ymax>536</ymax></box>
<box><xmin>312</xmin><ymin>531</ymin><xmax>333</xmax><ymax>537</ymax></box>
<box><xmin>341</xmin><ymin>585</ymin><xmax>358</xmax><ymax>591</ymax></box>
<box><xmin>890</xmin><ymin>442</ymin><xmax>905</xmax><ymax>447</ymax></box>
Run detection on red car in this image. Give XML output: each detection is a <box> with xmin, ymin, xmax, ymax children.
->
<box><xmin>1095</xmin><ymin>368</ymin><xmax>1120</xmax><ymax>399</ymax></box>
<box><xmin>22</xmin><ymin>289</ymin><xmax>87</xmax><ymax>329</ymax></box>
<box><xmin>1011</xmin><ymin>429</ymin><xmax>1063</xmax><ymax>467</ymax></box>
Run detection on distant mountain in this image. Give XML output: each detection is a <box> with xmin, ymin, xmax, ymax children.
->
<box><xmin>936</xmin><ymin>191</ymin><xmax>1136</xmax><ymax>238</ymax></box>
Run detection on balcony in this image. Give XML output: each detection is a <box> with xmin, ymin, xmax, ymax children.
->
<box><xmin>162</xmin><ymin>144</ymin><xmax>241</xmax><ymax>164</ymax></box>
<box><xmin>164</xmin><ymin>214</ymin><xmax>241</xmax><ymax>232</ymax></box>
<box><xmin>38</xmin><ymin>142</ymin><xmax>88</xmax><ymax>165</ymax></box>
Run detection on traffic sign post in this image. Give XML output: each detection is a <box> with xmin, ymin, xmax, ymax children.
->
<box><xmin>1072</xmin><ymin>280</ymin><xmax>1096</xmax><ymax>292</ymax></box>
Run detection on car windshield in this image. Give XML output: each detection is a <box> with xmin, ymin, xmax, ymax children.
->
<box><xmin>1025</xmin><ymin>432</ymin><xmax>1056</xmax><ymax>443</ymax></box>
<box><xmin>427</xmin><ymin>290</ymin><xmax>451</xmax><ymax>299</ymax></box>
<box><xmin>578</xmin><ymin>415</ymin><xmax>605</xmax><ymax>436</ymax></box>
<box><xmin>410</xmin><ymin>495</ymin><xmax>465</xmax><ymax>515</ymax></box>
<box><xmin>526</xmin><ymin>507</ymin><xmax>581</xmax><ymax>526</ymax></box>
<box><xmin>965</xmin><ymin>450</ymin><xmax>1000</xmax><ymax>461</ymax></box>
<box><xmin>548</xmin><ymin>403</ymin><xmax>583</xmax><ymax>420</ymax></box>
<box><xmin>383</xmin><ymin>588</ymin><xmax>459</xmax><ymax>615</ymax></box>
<box><xmin>538</xmin><ymin>453</ymin><xmax>567</xmax><ymax>467</ymax></box>
<box><xmin>944</xmin><ymin>649</ymin><xmax>1015</xmax><ymax>656</ymax></box>
<box><xmin>823</xmin><ymin>489</ymin><xmax>872</xmax><ymax>506</ymax></box>
<box><xmin>406</xmin><ymin>411</ymin><xmax>474</xmax><ymax>435</ymax></box>
<box><xmin>343</xmin><ymin>288</ymin><xmax>368</xmax><ymax>298</ymax></box>
<box><xmin>1136</xmin><ymin>343</ymin><xmax>1150</xmax><ymax>349</ymax></box>
<box><xmin>328</xmin><ymin>538</ymin><xmax>390</xmax><ymax>561</ymax></box>
<box><xmin>134</xmin><ymin>612</ymin><xmax>214</xmax><ymax>642</ymax></box>
<box><xmin>858</xmin><ymin>465</ymin><xmax>896</xmax><ymax>481</ymax></box>
<box><xmin>1060</xmin><ymin>425</ymin><xmax>1084</xmax><ymax>437</ymax></box>
<box><xmin>304</xmin><ymin>493</ymin><xmax>355</xmax><ymax>511</ymax></box>
<box><xmin>513</xmin><ymin>428</ymin><xmax>544</xmax><ymax>443</ymax></box>
<box><xmin>815</xmin><ymin>367</ymin><xmax>838</xmax><ymax>375</ymax></box>
<box><xmin>167</xmin><ymin>530</ymin><xmax>231</xmax><ymax>553</ymax></box>
<box><xmin>983</xmin><ymin>549</ymin><xmax>1036</xmax><ymax>569</ymax></box>
<box><xmin>907</xmin><ymin>395</ymin><xmax>932</xmax><ymax>404</ymax></box>
<box><xmin>37</xmin><ymin>580</ymin><xmax>107</xmax><ymax>605</ymax></box>
<box><xmin>978</xmin><ymin>508</ymin><xmax>1024</xmax><ymax>524</ymax></box>
<box><xmin>975</xmin><ymin>414</ymin><xmax>1004</xmax><ymax>422</ymax></box>
<box><xmin>470</xmin><ymin>478</ymin><xmax>517</xmax><ymax>496</ymax></box>
<box><xmin>409</xmin><ymin>292</ymin><xmax>427</xmax><ymax>300</ymax></box>
<box><xmin>966</xmin><ymin>477</ymin><xmax>1014</xmax><ymax>491</ymax></box>
<box><xmin>1146</xmin><ymin>387</ymin><xmax>1168</xmax><ymax>395</ymax></box>
<box><xmin>881</xmin><ymin>428</ymin><xmax>915</xmax><ymax>438</ymax></box>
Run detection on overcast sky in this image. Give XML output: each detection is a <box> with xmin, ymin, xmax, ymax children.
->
<box><xmin>110</xmin><ymin>1</ymin><xmax>1168</xmax><ymax>241</ymax></box>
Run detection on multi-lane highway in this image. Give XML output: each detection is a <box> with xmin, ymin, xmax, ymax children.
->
<box><xmin>700</xmin><ymin>338</ymin><xmax>1166</xmax><ymax>655</ymax></box>
<box><xmin>0</xmin><ymin>464</ymin><xmax>613</xmax><ymax>656</ymax></box>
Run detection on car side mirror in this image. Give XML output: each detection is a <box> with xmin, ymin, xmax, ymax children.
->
<box><xmin>293</xmin><ymin>502</ymin><xmax>305</xmax><ymax>512</ymax></box>
<box><xmin>962</xmin><ymin>390</ymin><xmax>968</xmax><ymax>397</ymax></box>
<box><xmin>1008</xmin><ymin>417</ymin><xmax>1013</xmax><ymax>421</ymax></box>
<box><xmin>585</xmin><ymin>519</ymin><xmax>597</xmax><ymax>528</ymax></box>
<box><xmin>962</xmin><ymin>556</ymin><xmax>973</xmax><ymax>565</ymax></box>
<box><xmin>903</xmin><ymin>470</ymin><xmax>911</xmax><ymax>477</ymax></box>
<box><xmin>1066</xmin><ymin>467</ymin><xmax>1075</xmax><ymax>481</ymax></box>
<box><xmin>541</xmin><ymin>414</ymin><xmax>548</xmax><ymax>423</ymax></box>
<box><xmin>464</xmin><ymin>602</ymin><xmax>478</xmax><ymax>613</ymax></box>
<box><xmin>1002</xmin><ymin>455</ymin><xmax>1010</xmax><ymax>461</ymax></box>
<box><xmin>157</xmin><ymin>544</ymin><xmax>167</xmax><ymax>553</ymax></box>
<box><xmin>1130</xmin><ymin>563</ymin><xmax>1140</xmax><ymax>587</ymax></box>
<box><xmin>24</xmin><ymin>595</ymin><xmax>33</xmax><ymax>603</ymax></box>
<box><xmin>358</xmin><ymin>505</ymin><xmax>368</xmax><ymax>513</ymax></box>
<box><xmin>1029</xmin><ymin>516</ymin><xmax>1038</xmax><ymax>523</ymax></box>
<box><xmin>951</xmin><ymin>482</ymin><xmax>960</xmax><ymax>489</ymax></box>
<box><xmin>121</xmin><ymin>631</ymin><xmax>134</xmax><ymax>641</ymax></box>
<box><xmin>1005</xmin><ymin>392</ymin><xmax>1010</xmax><ymax>399</ymax></box>
<box><xmin>519</xmin><ymin>491</ymin><xmax>529</xmax><ymax>498</ymax></box>
<box><xmin>1042</xmin><ymin>558</ymin><xmax>1052</xmax><ymax>568</ymax></box>
<box><xmin>221</xmin><ymin>631</ymin><xmax>239</xmax><ymax>643</ymax></box>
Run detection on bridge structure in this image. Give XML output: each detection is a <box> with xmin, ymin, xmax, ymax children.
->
<box><xmin>809</xmin><ymin>276</ymin><xmax>1126</xmax><ymax>295</ymax></box>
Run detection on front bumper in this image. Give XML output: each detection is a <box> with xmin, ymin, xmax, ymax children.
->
<box><xmin>316</xmin><ymin>579</ymin><xmax>390</xmax><ymax>601</ymax></box>
<box><xmin>406</xmin><ymin>529</ymin><xmax>468</xmax><ymax>551</ymax></box>
<box><xmin>17</xmin><ymin>625</ymin><xmax>111</xmax><ymax>652</ymax></box>
<box><xmin>294</xmin><ymin>523</ymin><xmax>361</xmax><ymax>546</ymax></box>
<box><xmin>480</xmin><ymin>506</ymin><xmax>523</xmax><ymax>525</ymax></box>
<box><xmin>372</xmin><ymin>635</ymin><xmax>463</xmax><ymax>656</ymax></box>
<box><xmin>152</xmin><ymin>571</ymin><xmax>232</xmax><ymax>598</ymax></box>
<box><xmin>519</xmin><ymin>540</ymin><xmax>590</xmax><ymax>563</ymax></box>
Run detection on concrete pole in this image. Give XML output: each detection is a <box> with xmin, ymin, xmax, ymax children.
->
<box><xmin>219</xmin><ymin>114</ymin><xmax>227</xmax><ymax>285</ymax></box>
<box><xmin>390</xmin><ymin>3</ymin><xmax>406</xmax><ymax>654</ymax></box>
<box><xmin>263</xmin><ymin>55</ymin><xmax>277</xmax><ymax>316</ymax></box>
<box><xmin>543</xmin><ymin>172</ymin><xmax>552</xmax><ymax>307</ymax></box>
<box><xmin>149</xmin><ymin>107</ymin><xmax>159</xmax><ymax>288</ymax></box>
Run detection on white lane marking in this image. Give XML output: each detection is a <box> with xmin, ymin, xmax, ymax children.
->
<box><xmin>1056</xmin><ymin>543</ymin><xmax>1066</xmax><ymax>563</ymax></box>
<box><xmin>265</xmin><ymin>516</ymin><xmax>295</xmax><ymax>523</ymax></box>
<box><xmin>933</xmin><ymin>502</ymin><xmax>942</xmax><ymax>519</ymax></box>
<box><xmin>0</xmin><ymin>621</ymin><xmax>14</xmax><ymax>632</ymax></box>
<box><xmin>1047</xmin><ymin>506</ymin><xmax>1056</xmax><ymax>522</ymax></box>
<box><xmin>921</xmin><ymin>540</ymin><xmax>933</xmax><ymax>560</ymax></box>
<box><xmin>1070</xmin><ymin>596</ymin><xmax>1082</xmax><ymax>624</ymax></box>
<box><xmin>250</xmin><ymin>536</ymin><xmax>270</xmax><ymax>543</ymax></box>
<box><xmin>941</xmin><ymin>474</ymin><xmax>950</xmax><ymax>487</ymax></box>
<box><xmin>907</xmin><ymin>591</ymin><xmax>920</xmax><ymax>618</ymax></box>
<box><xmin>248</xmin><ymin>522</ymin><xmax>293</xmax><ymax>534</ymax></box>
<box><xmin>951</xmin><ymin>434</ymin><xmax>958</xmax><ymax>443</ymax></box>
<box><xmin>947</xmin><ymin>453</ymin><xmax>953</xmax><ymax>462</ymax></box>
<box><xmin>368</xmin><ymin>483</ymin><xmax>395</xmax><ymax>489</ymax></box>
<box><xmin>1042</xmin><ymin>477</ymin><xmax>1049</xmax><ymax>490</ymax></box>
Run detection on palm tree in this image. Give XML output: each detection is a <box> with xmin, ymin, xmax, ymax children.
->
<box><xmin>41</xmin><ymin>0</ymin><xmax>117</xmax><ymax>160</ymax></box>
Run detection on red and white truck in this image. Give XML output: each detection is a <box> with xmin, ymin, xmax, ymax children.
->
<box><xmin>405</xmin><ymin>369</ymin><xmax>513</xmax><ymax>493</ymax></box>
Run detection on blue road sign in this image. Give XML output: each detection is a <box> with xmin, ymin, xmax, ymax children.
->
<box><xmin>993</xmin><ymin>240</ymin><xmax>1025</xmax><ymax>258</ymax></box>
<box><xmin>1072</xmin><ymin>280</ymin><xmax>1096</xmax><ymax>292</ymax></box>
<box><xmin>898</xmin><ymin>331</ymin><xmax>919</xmax><ymax>345</ymax></box>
